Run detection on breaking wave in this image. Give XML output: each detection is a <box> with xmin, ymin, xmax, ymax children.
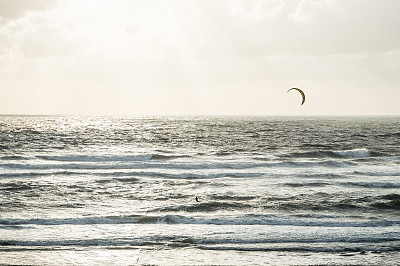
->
<box><xmin>332</xmin><ymin>148</ymin><xmax>371</xmax><ymax>158</ymax></box>
<box><xmin>1</xmin><ymin>214</ymin><xmax>399</xmax><ymax>227</ymax></box>
<box><xmin>285</xmin><ymin>148</ymin><xmax>372</xmax><ymax>159</ymax></box>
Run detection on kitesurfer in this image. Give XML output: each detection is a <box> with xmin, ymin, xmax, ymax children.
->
<box><xmin>195</xmin><ymin>196</ymin><xmax>199</xmax><ymax>202</ymax></box>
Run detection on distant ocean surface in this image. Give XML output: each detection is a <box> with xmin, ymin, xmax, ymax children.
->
<box><xmin>1</xmin><ymin>115</ymin><xmax>399</xmax><ymax>265</ymax></box>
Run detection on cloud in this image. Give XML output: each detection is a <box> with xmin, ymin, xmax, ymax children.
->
<box><xmin>287</xmin><ymin>0</ymin><xmax>400</xmax><ymax>54</ymax></box>
<box><xmin>6</xmin><ymin>0</ymin><xmax>399</xmax><ymax>62</ymax></box>
<box><xmin>289</xmin><ymin>0</ymin><xmax>336</xmax><ymax>22</ymax></box>
<box><xmin>193</xmin><ymin>0</ymin><xmax>400</xmax><ymax>59</ymax></box>
<box><xmin>0</xmin><ymin>0</ymin><xmax>399</xmax><ymax>115</ymax></box>
<box><xmin>228</xmin><ymin>0</ymin><xmax>285</xmax><ymax>22</ymax></box>
<box><xmin>20</xmin><ymin>27</ymin><xmax>76</xmax><ymax>58</ymax></box>
<box><xmin>0</xmin><ymin>0</ymin><xmax>57</xmax><ymax>19</ymax></box>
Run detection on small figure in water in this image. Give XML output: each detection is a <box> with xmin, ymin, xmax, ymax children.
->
<box><xmin>195</xmin><ymin>196</ymin><xmax>200</xmax><ymax>202</ymax></box>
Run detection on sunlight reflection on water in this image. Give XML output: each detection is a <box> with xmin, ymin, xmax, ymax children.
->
<box><xmin>1</xmin><ymin>247</ymin><xmax>398</xmax><ymax>265</ymax></box>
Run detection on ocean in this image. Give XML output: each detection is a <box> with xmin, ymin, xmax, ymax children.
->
<box><xmin>0</xmin><ymin>115</ymin><xmax>399</xmax><ymax>265</ymax></box>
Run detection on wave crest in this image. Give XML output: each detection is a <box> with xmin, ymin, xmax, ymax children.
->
<box><xmin>332</xmin><ymin>148</ymin><xmax>370</xmax><ymax>158</ymax></box>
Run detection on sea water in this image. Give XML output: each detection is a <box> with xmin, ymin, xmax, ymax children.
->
<box><xmin>0</xmin><ymin>115</ymin><xmax>399</xmax><ymax>265</ymax></box>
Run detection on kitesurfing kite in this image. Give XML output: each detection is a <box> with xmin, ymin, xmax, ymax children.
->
<box><xmin>287</xmin><ymin>88</ymin><xmax>305</xmax><ymax>105</ymax></box>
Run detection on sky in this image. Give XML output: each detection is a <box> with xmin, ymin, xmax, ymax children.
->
<box><xmin>0</xmin><ymin>0</ymin><xmax>399</xmax><ymax>116</ymax></box>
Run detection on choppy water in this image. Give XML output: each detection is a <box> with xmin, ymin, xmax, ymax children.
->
<box><xmin>1</xmin><ymin>115</ymin><xmax>400</xmax><ymax>265</ymax></box>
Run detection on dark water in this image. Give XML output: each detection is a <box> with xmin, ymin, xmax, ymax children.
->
<box><xmin>1</xmin><ymin>116</ymin><xmax>400</xmax><ymax>265</ymax></box>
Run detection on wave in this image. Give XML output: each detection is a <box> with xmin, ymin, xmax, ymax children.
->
<box><xmin>300</xmin><ymin>143</ymin><xmax>333</xmax><ymax>149</ymax></box>
<box><xmin>150</xmin><ymin>154</ymin><xmax>190</xmax><ymax>160</ymax></box>
<box><xmin>286</xmin><ymin>160</ymin><xmax>355</xmax><ymax>168</ymax></box>
<box><xmin>36</xmin><ymin>154</ymin><xmax>153</xmax><ymax>162</ymax></box>
<box><xmin>376</xmin><ymin>132</ymin><xmax>400</xmax><ymax>138</ymax></box>
<box><xmin>343</xmin><ymin>182</ymin><xmax>400</xmax><ymax>188</ymax></box>
<box><xmin>381</xmin><ymin>193</ymin><xmax>400</xmax><ymax>200</ymax></box>
<box><xmin>209</xmin><ymin>195</ymin><xmax>257</xmax><ymax>201</ymax></box>
<box><xmin>36</xmin><ymin>153</ymin><xmax>193</xmax><ymax>162</ymax></box>
<box><xmin>1</xmin><ymin>214</ymin><xmax>399</xmax><ymax>228</ymax></box>
<box><xmin>0</xmin><ymin>171</ymin><xmax>84</xmax><ymax>178</ymax></box>
<box><xmin>0</xmin><ymin>160</ymin><xmax>263</xmax><ymax>171</ymax></box>
<box><xmin>285</xmin><ymin>148</ymin><xmax>372</xmax><ymax>159</ymax></box>
<box><xmin>258</xmin><ymin>194</ymin><xmax>400</xmax><ymax>212</ymax></box>
<box><xmin>283</xmin><ymin>182</ymin><xmax>329</xmax><ymax>188</ymax></box>
<box><xmin>371</xmin><ymin>202</ymin><xmax>400</xmax><ymax>210</ymax></box>
<box><xmin>351</xmin><ymin>171</ymin><xmax>400</xmax><ymax>177</ymax></box>
<box><xmin>2</xmin><ymin>160</ymin><xmax>397</xmax><ymax>179</ymax></box>
<box><xmin>0</xmin><ymin>155</ymin><xmax>29</xmax><ymax>160</ymax></box>
<box><xmin>0</xmin><ymin>169</ymin><xmax>263</xmax><ymax>179</ymax></box>
<box><xmin>284</xmin><ymin>151</ymin><xmax>335</xmax><ymax>159</ymax></box>
<box><xmin>370</xmin><ymin>194</ymin><xmax>400</xmax><ymax>210</ymax></box>
<box><xmin>198</xmin><ymin>244</ymin><xmax>400</xmax><ymax>253</ymax></box>
<box><xmin>332</xmin><ymin>148</ymin><xmax>371</xmax><ymax>158</ymax></box>
<box><xmin>153</xmin><ymin>202</ymin><xmax>254</xmax><ymax>213</ymax></box>
<box><xmin>0</xmin><ymin>158</ymin><xmax>361</xmax><ymax>174</ymax></box>
<box><xmin>2</xmin><ymin>237</ymin><xmax>399</xmax><ymax>254</ymax></box>
<box><xmin>2</xmin><ymin>241</ymin><xmax>399</xmax><ymax>255</ymax></box>
<box><xmin>0</xmin><ymin>145</ymin><xmax>11</xmax><ymax>150</ymax></box>
<box><xmin>0</xmin><ymin>182</ymin><xmax>34</xmax><ymax>191</ymax></box>
<box><xmin>296</xmin><ymin>173</ymin><xmax>346</xmax><ymax>179</ymax></box>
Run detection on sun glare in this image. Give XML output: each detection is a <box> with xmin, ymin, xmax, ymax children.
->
<box><xmin>55</xmin><ymin>0</ymin><xmax>191</xmax><ymax>60</ymax></box>
<box><xmin>58</xmin><ymin>0</ymin><xmax>126</xmax><ymax>57</ymax></box>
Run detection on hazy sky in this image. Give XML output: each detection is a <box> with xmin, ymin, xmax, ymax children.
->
<box><xmin>1</xmin><ymin>0</ymin><xmax>399</xmax><ymax>116</ymax></box>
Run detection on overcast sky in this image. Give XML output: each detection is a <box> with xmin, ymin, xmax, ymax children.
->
<box><xmin>1</xmin><ymin>0</ymin><xmax>399</xmax><ymax>116</ymax></box>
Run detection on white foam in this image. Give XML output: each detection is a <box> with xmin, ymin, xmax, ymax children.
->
<box><xmin>37</xmin><ymin>154</ymin><xmax>152</xmax><ymax>162</ymax></box>
<box><xmin>333</xmin><ymin>148</ymin><xmax>370</xmax><ymax>158</ymax></box>
<box><xmin>2</xmin><ymin>214</ymin><xmax>398</xmax><ymax>228</ymax></box>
